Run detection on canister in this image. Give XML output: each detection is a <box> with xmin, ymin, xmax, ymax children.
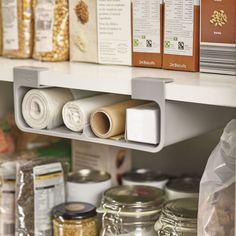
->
<box><xmin>154</xmin><ymin>198</ymin><xmax>198</xmax><ymax>236</ymax></box>
<box><xmin>67</xmin><ymin>169</ymin><xmax>112</xmax><ymax>206</ymax></box>
<box><xmin>98</xmin><ymin>185</ymin><xmax>165</xmax><ymax>235</ymax></box>
<box><xmin>122</xmin><ymin>169</ymin><xmax>169</xmax><ymax>189</ymax></box>
<box><xmin>165</xmin><ymin>177</ymin><xmax>200</xmax><ymax>200</ymax></box>
<box><xmin>52</xmin><ymin>202</ymin><xmax>97</xmax><ymax>236</ymax></box>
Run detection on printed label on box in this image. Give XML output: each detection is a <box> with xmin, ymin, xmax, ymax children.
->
<box><xmin>97</xmin><ymin>0</ymin><xmax>132</xmax><ymax>65</ymax></box>
<box><xmin>164</xmin><ymin>0</ymin><xmax>194</xmax><ymax>56</ymax></box>
<box><xmin>2</xmin><ymin>0</ymin><xmax>19</xmax><ymax>50</ymax></box>
<box><xmin>133</xmin><ymin>0</ymin><xmax>161</xmax><ymax>54</ymax></box>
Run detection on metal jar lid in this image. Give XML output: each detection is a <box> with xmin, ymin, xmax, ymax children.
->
<box><xmin>100</xmin><ymin>185</ymin><xmax>165</xmax><ymax>215</ymax></box>
<box><xmin>164</xmin><ymin>198</ymin><xmax>198</xmax><ymax>219</ymax></box>
<box><xmin>68</xmin><ymin>169</ymin><xmax>111</xmax><ymax>183</ymax></box>
<box><xmin>123</xmin><ymin>169</ymin><xmax>168</xmax><ymax>182</ymax></box>
<box><xmin>52</xmin><ymin>202</ymin><xmax>97</xmax><ymax>221</ymax></box>
<box><xmin>166</xmin><ymin>177</ymin><xmax>200</xmax><ymax>194</ymax></box>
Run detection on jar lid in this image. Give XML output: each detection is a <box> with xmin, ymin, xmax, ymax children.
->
<box><xmin>68</xmin><ymin>169</ymin><xmax>111</xmax><ymax>183</ymax></box>
<box><xmin>52</xmin><ymin>202</ymin><xmax>96</xmax><ymax>220</ymax></box>
<box><xmin>101</xmin><ymin>185</ymin><xmax>165</xmax><ymax>213</ymax></box>
<box><xmin>123</xmin><ymin>169</ymin><xmax>168</xmax><ymax>182</ymax></box>
<box><xmin>166</xmin><ymin>177</ymin><xmax>200</xmax><ymax>193</ymax></box>
<box><xmin>164</xmin><ymin>198</ymin><xmax>198</xmax><ymax>219</ymax></box>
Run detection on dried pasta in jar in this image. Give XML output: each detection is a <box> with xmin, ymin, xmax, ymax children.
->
<box><xmin>2</xmin><ymin>0</ymin><xmax>34</xmax><ymax>58</ymax></box>
<box><xmin>33</xmin><ymin>0</ymin><xmax>69</xmax><ymax>61</ymax></box>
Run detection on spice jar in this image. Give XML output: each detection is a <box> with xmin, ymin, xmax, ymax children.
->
<box><xmin>98</xmin><ymin>185</ymin><xmax>165</xmax><ymax>236</ymax></box>
<box><xmin>52</xmin><ymin>202</ymin><xmax>98</xmax><ymax>236</ymax></box>
<box><xmin>154</xmin><ymin>198</ymin><xmax>198</xmax><ymax>236</ymax></box>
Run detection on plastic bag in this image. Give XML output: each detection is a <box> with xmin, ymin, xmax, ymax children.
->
<box><xmin>0</xmin><ymin>160</ymin><xmax>20</xmax><ymax>236</ymax></box>
<box><xmin>198</xmin><ymin>120</ymin><xmax>235</xmax><ymax>236</ymax></box>
<box><xmin>33</xmin><ymin>0</ymin><xmax>69</xmax><ymax>61</ymax></box>
<box><xmin>15</xmin><ymin>159</ymin><xmax>68</xmax><ymax>236</ymax></box>
<box><xmin>2</xmin><ymin>0</ymin><xmax>34</xmax><ymax>58</ymax></box>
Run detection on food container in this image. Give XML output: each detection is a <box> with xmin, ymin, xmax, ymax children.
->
<box><xmin>2</xmin><ymin>0</ymin><xmax>34</xmax><ymax>58</ymax></box>
<box><xmin>0</xmin><ymin>161</ymin><xmax>17</xmax><ymax>236</ymax></box>
<box><xmin>98</xmin><ymin>185</ymin><xmax>165</xmax><ymax>235</ymax></box>
<box><xmin>67</xmin><ymin>169</ymin><xmax>112</xmax><ymax>206</ymax></box>
<box><xmin>165</xmin><ymin>177</ymin><xmax>200</xmax><ymax>200</ymax></box>
<box><xmin>52</xmin><ymin>202</ymin><xmax>97</xmax><ymax>236</ymax></box>
<box><xmin>155</xmin><ymin>198</ymin><xmax>198</xmax><ymax>236</ymax></box>
<box><xmin>122</xmin><ymin>169</ymin><xmax>169</xmax><ymax>189</ymax></box>
<box><xmin>33</xmin><ymin>0</ymin><xmax>69</xmax><ymax>61</ymax></box>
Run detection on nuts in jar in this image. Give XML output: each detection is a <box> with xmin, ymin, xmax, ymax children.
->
<box><xmin>33</xmin><ymin>0</ymin><xmax>69</xmax><ymax>61</ymax></box>
<box><xmin>52</xmin><ymin>202</ymin><xmax>98</xmax><ymax>236</ymax></box>
<box><xmin>2</xmin><ymin>0</ymin><xmax>34</xmax><ymax>58</ymax></box>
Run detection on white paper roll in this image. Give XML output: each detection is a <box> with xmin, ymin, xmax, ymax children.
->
<box><xmin>62</xmin><ymin>94</ymin><xmax>128</xmax><ymax>132</ymax></box>
<box><xmin>67</xmin><ymin>179</ymin><xmax>112</xmax><ymax>206</ymax></box>
<box><xmin>22</xmin><ymin>88</ymin><xmax>73</xmax><ymax>129</ymax></box>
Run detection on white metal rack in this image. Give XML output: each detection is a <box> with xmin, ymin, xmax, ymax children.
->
<box><xmin>0</xmin><ymin>58</ymin><xmax>235</xmax><ymax>152</ymax></box>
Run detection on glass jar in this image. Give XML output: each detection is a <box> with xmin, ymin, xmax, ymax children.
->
<box><xmin>52</xmin><ymin>202</ymin><xmax>98</xmax><ymax>236</ymax></box>
<box><xmin>98</xmin><ymin>185</ymin><xmax>165</xmax><ymax>236</ymax></box>
<box><xmin>165</xmin><ymin>177</ymin><xmax>200</xmax><ymax>200</ymax></box>
<box><xmin>154</xmin><ymin>198</ymin><xmax>198</xmax><ymax>236</ymax></box>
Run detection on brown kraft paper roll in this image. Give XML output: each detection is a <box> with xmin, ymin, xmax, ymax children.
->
<box><xmin>90</xmin><ymin>100</ymin><xmax>147</xmax><ymax>139</ymax></box>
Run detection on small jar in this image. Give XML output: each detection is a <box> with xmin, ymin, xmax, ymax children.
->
<box><xmin>165</xmin><ymin>177</ymin><xmax>200</xmax><ymax>200</ymax></box>
<box><xmin>98</xmin><ymin>185</ymin><xmax>165</xmax><ymax>236</ymax></box>
<box><xmin>52</xmin><ymin>202</ymin><xmax>98</xmax><ymax>236</ymax></box>
<box><xmin>122</xmin><ymin>169</ymin><xmax>169</xmax><ymax>189</ymax></box>
<box><xmin>154</xmin><ymin>198</ymin><xmax>198</xmax><ymax>236</ymax></box>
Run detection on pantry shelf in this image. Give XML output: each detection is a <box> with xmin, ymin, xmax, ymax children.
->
<box><xmin>0</xmin><ymin>58</ymin><xmax>236</xmax><ymax>107</ymax></box>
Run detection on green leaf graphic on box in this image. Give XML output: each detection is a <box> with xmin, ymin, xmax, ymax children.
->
<box><xmin>134</xmin><ymin>39</ymin><xmax>139</xmax><ymax>47</ymax></box>
<box><xmin>165</xmin><ymin>41</ymin><xmax>170</xmax><ymax>48</ymax></box>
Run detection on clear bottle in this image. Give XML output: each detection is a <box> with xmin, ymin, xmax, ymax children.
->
<box><xmin>154</xmin><ymin>198</ymin><xmax>198</xmax><ymax>236</ymax></box>
<box><xmin>98</xmin><ymin>185</ymin><xmax>165</xmax><ymax>236</ymax></box>
<box><xmin>52</xmin><ymin>202</ymin><xmax>98</xmax><ymax>236</ymax></box>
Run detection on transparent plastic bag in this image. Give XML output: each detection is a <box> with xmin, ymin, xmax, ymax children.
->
<box><xmin>198</xmin><ymin>120</ymin><xmax>235</xmax><ymax>236</ymax></box>
<box><xmin>33</xmin><ymin>0</ymin><xmax>69</xmax><ymax>61</ymax></box>
<box><xmin>15</xmin><ymin>159</ymin><xmax>68</xmax><ymax>236</ymax></box>
<box><xmin>0</xmin><ymin>160</ymin><xmax>21</xmax><ymax>236</ymax></box>
<box><xmin>2</xmin><ymin>0</ymin><xmax>34</xmax><ymax>58</ymax></box>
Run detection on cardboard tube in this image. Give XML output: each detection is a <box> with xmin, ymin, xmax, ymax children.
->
<box><xmin>90</xmin><ymin>100</ymin><xmax>147</xmax><ymax>138</ymax></box>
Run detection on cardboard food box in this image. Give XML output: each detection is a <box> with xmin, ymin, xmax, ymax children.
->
<box><xmin>162</xmin><ymin>0</ymin><xmax>200</xmax><ymax>72</ymax></box>
<box><xmin>72</xmin><ymin>140</ymin><xmax>132</xmax><ymax>185</ymax></box>
<box><xmin>132</xmin><ymin>0</ymin><xmax>164</xmax><ymax>68</ymax></box>
<box><xmin>200</xmin><ymin>0</ymin><xmax>236</xmax><ymax>75</ymax></box>
<box><xmin>70</xmin><ymin>0</ymin><xmax>132</xmax><ymax>66</ymax></box>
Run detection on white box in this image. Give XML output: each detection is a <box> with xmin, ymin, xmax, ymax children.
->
<box><xmin>126</xmin><ymin>103</ymin><xmax>160</xmax><ymax>145</ymax></box>
<box><xmin>69</xmin><ymin>0</ymin><xmax>132</xmax><ymax>66</ymax></box>
<box><xmin>72</xmin><ymin>140</ymin><xmax>132</xmax><ymax>185</ymax></box>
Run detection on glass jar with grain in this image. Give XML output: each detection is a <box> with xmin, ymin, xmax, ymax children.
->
<box><xmin>52</xmin><ymin>202</ymin><xmax>98</xmax><ymax>236</ymax></box>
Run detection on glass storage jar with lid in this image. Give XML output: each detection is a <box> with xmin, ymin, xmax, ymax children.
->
<box><xmin>154</xmin><ymin>198</ymin><xmax>198</xmax><ymax>236</ymax></box>
<box><xmin>97</xmin><ymin>185</ymin><xmax>165</xmax><ymax>236</ymax></box>
<box><xmin>52</xmin><ymin>202</ymin><xmax>98</xmax><ymax>236</ymax></box>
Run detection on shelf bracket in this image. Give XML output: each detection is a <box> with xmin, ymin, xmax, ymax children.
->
<box><xmin>132</xmin><ymin>77</ymin><xmax>173</xmax><ymax>152</ymax></box>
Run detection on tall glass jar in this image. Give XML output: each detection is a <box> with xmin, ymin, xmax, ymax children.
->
<box><xmin>154</xmin><ymin>198</ymin><xmax>198</xmax><ymax>236</ymax></box>
<box><xmin>98</xmin><ymin>185</ymin><xmax>165</xmax><ymax>236</ymax></box>
<box><xmin>52</xmin><ymin>202</ymin><xmax>98</xmax><ymax>236</ymax></box>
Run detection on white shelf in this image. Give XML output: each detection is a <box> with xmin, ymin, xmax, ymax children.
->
<box><xmin>0</xmin><ymin>58</ymin><xmax>236</xmax><ymax>107</ymax></box>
